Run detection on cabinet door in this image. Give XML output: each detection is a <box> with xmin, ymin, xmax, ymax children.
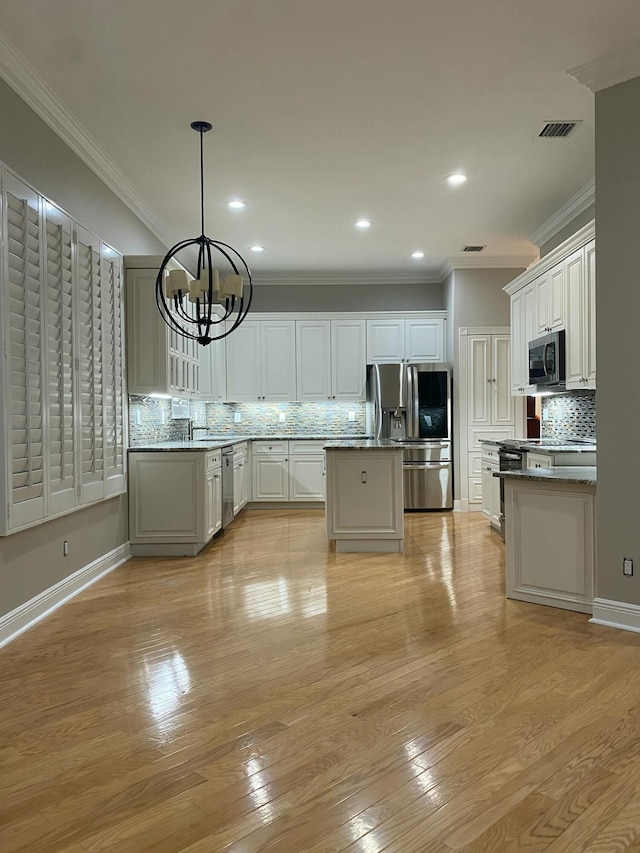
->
<box><xmin>331</xmin><ymin>319</ymin><xmax>366</xmax><ymax>400</ymax></box>
<box><xmin>549</xmin><ymin>264</ymin><xmax>566</xmax><ymax>331</ymax></box>
<box><xmin>226</xmin><ymin>321</ymin><xmax>261</xmax><ymax>400</ymax></box>
<box><xmin>511</xmin><ymin>283</ymin><xmax>536</xmax><ymax>395</ymax></box>
<box><xmin>296</xmin><ymin>320</ymin><xmax>331</xmax><ymax>400</ymax></box>
<box><xmin>252</xmin><ymin>457</ymin><xmax>289</xmax><ymax>500</ymax></box>
<box><xmin>405</xmin><ymin>319</ymin><xmax>444</xmax><ymax>362</ymax></box>
<box><xmin>261</xmin><ymin>320</ymin><xmax>296</xmax><ymax>400</ymax></box>
<box><xmin>289</xmin><ymin>455</ymin><xmax>325</xmax><ymax>500</ymax></box>
<box><xmin>467</xmin><ymin>335</ymin><xmax>491</xmax><ymax>425</ymax></box>
<box><xmin>198</xmin><ymin>338</ymin><xmax>227</xmax><ymax>401</ymax></box>
<box><xmin>535</xmin><ymin>271</ymin><xmax>551</xmax><ymax>335</ymax></box>
<box><xmin>125</xmin><ymin>267</ymin><xmax>170</xmax><ymax>395</ymax></box>
<box><xmin>565</xmin><ymin>247</ymin><xmax>585</xmax><ymax>389</ymax></box>
<box><xmin>584</xmin><ymin>240</ymin><xmax>596</xmax><ymax>388</ymax></box>
<box><xmin>366</xmin><ymin>320</ymin><xmax>405</xmax><ymax>363</ymax></box>
<box><xmin>481</xmin><ymin>462</ymin><xmax>495</xmax><ymax>520</ymax></box>
<box><xmin>491</xmin><ymin>335</ymin><xmax>513</xmax><ymax>425</ymax></box>
<box><xmin>206</xmin><ymin>467</ymin><xmax>222</xmax><ymax>538</ymax></box>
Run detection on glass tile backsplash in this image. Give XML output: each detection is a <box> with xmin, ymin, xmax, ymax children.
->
<box><xmin>540</xmin><ymin>389</ymin><xmax>596</xmax><ymax>441</ymax></box>
<box><xmin>129</xmin><ymin>397</ymin><xmax>367</xmax><ymax>445</ymax></box>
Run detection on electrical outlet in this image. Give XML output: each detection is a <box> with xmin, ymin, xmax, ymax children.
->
<box><xmin>348</xmin><ymin>411</ymin><xmax>355</xmax><ymax>422</ymax></box>
<box><xmin>234</xmin><ymin>412</ymin><xmax>242</xmax><ymax>423</ymax></box>
<box><xmin>135</xmin><ymin>410</ymin><xmax>141</xmax><ymax>426</ymax></box>
<box><xmin>279</xmin><ymin>411</ymin><xmax>286</xmax><ymax>422</ymax></box>
<box><xmin>63</xmin><ymin>540</ymin><xmax>69</xmax><ymax>557</ymax></box>
<box><xmin>624</xmin><ymin>557</ymin><xmax>634</xmax><ymax>576</ymax></box>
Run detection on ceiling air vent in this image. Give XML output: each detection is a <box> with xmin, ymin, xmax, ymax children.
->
<box><xmin>537</xmin><ymin>121</ymin><xmax>580</xmax><ymax>138</ymax></box>
<box><xmin>461</xmin><ymin>245</ymin><xmax>485</xmax><ymax>253</ymax></box>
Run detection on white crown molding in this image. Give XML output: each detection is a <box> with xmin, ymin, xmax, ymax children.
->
<box><xmin>0</xmin><ymin>31</ymin><xmax>172</xmax><ymax>248</ymax></box>
<box><xmin>444</xmin><ymin>254</ymin><xmax>535</xmax><ymax>273</ymax></box>
<box><xmin>252</xmin><ymin>270</ymin><xmax>445</xmax><ymax>286</ymax></box>
<box><xmin>569</xmin><ymin>45</ymin><xmax>640</xmax><ymax>93</ymax></box>
<box><xmin>529</xmin><ymin>179</ymin><xmax>595</xmax><ymax>248</ymax></box>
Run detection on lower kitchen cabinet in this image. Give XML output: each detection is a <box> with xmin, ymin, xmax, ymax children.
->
<box><xmin>233</xmin><ymin>442</ymin><xmax>249</xmax><ymax>515</ymax></box>
<box><xmin>480</xmin><ymin>444</ymin><xmax>500</xmax><ymax>531</ymax></box>
<box><xmin>129</xmin><ymin>450</ymin><xmax>222</xmax><ymax>556</ymax></box>
<box><xmin>251</xmin><ymin>440</ymin><xmax>325</xmax><ymax>503</ymax></box>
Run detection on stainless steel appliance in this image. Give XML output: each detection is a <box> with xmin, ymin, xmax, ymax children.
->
<box><xmin>497</xmin><ymin>444</ymin><xmax>525</xmax><ymax>540</ymax></box>
<box><xmin>528</xmin><ymin>330</ymin><xmax>566</xmax><ymax>387</ymax></box>
<box><xmin>221</xmin><ymin>445</ymin><xmax>235</xmax><ymax>528</ymax></box>
<box><xmin>367</xmin><ymin>362</ymin><xmax>452</xmax><ymax>510</ymax></box>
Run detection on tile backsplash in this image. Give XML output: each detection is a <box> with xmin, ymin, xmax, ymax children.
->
<box><xmin>129</xmin><ymin>396</ymin><xmax>366</xmax><ymax>445</ymax></box>
<box><xmin>541</xmin><ymin>390</ymin><xmax>596</xmax><ymax>441</ymax></box>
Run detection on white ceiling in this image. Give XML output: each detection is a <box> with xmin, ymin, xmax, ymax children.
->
<box><xmin>1</xmin><ymin>1</ymin><xmax>640</xmax><ymax>278</ymax></box>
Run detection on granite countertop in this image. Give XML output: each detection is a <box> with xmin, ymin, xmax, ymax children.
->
<box><xmin>480</xmin><ymin>439</ymin><xmax>597</xmax><ymax>453</ymax></box>
<box><xmin>129</xmin><ymin>434</ymin><xmax>371</xmax><ymax>452</ymax></box>
<box><xmin>495</xmin><ymin>466</ymin><xmax>597</xmax><ymax>486</ymax></box>
<box><xmin>323</xmin><ymin>439</ymin><xmax>402</xmax><ymax>450</ymax></box>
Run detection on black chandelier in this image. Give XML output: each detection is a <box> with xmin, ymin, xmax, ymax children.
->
<box><xmin>155</xmin><ymin>121</ymin><xmax>253</xmax><ymax>346</ymax></box>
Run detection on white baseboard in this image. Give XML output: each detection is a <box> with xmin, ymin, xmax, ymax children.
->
<box><xmin>0</xmin><ymin>543</ymin><xmax>131</xmax><ymax>649</ymax></box>
<box><xmin>590</xmin><ymin>597</ymin><xmax>640</xmax><ymax>634</ymax></box>
<box><xmin>453</xmin><ymin>500</ymin><xmax>462</xmax><ymax>512</ymax></box>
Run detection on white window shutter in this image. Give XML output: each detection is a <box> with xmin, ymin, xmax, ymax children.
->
<box><xmin>102</xmin><ymin>246</ymin><xmax>125</xmax><ymax>496</ymax></box>
<box><xmin>76</xmin><ymin>226</ymin><xmax>105</xmax><ymax>504</ymax></box>
<box><xmin>44</xmin><ymin>203</ymin><xmax>77</xmax><ymax>514</ymax></box>
<box><xmin>1</xmin><ymin>172</ymin><xmax>46</xmax><ymax>531</ymax></box>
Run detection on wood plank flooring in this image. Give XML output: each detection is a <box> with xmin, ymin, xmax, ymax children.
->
<box><xmin>2</xmin><ymin>509</ymin><xmax>640</xmax><ymax>852</ymax></box>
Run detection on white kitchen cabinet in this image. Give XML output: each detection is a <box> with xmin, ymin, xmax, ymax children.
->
<box><xmin>289</xmin><ymin>440</ymin><xmax>325</xmax><ymax>500</ymax></box>
<box><xmin>296</xmin><ymin>319</ymin><xmax>366</xmax><ymax>401</ymax></box>
<box><xmin>325</xmin><ymin>447</ymin><xmax>404</xmax><ymax>552</ymax></box>
<box><xmin>0</xmin><ymin>168</ymin><xmax>125</xmax><ymax>536</ymax></box>
<box><xmin>124</xmin><ymin>258</ymin><xmax>222</xmax><ymax>399</ymax></box>
<box><xmin>226</xmin><ymin>319</ymin><xmax>296</xmax><ymax>401</ymax></box>
<box><xmin>566</xmin><ymin>239</ymin><xmax>596</xmax><ymax>390</ymax></box>
<box><xmin>129</xmin><ymin>449</ymin><xmax>222</xmax><ymax>556</ymax></box>
<box><xmin>233</xmin><ymin>441</ymin><xmax>249</xmax><ymax>515</ymax></box>
<box><xmin>467</xmin><ymin>334</ymin><xmax>513</xmax><ymax>427</ymax></box>
<box><xmin>525</xmin><ymin>449</ymin><xmax>596</xmax><ymax>469</ymax></box>
<box><xmin>480</xmin><ymin>444</ymin><xmax>500</xmax><ymax>531</ymax></box>
<box><xmin>510</xmin><ymin>283</ymin><xmax>536</xmax><ymax>395</ymax></box>
<box><xmin>535</xmin><ymin>265</ymin><xmax>565</xmax><ymax>336</ymax></box>
<box><xmin>366</xmin><ymin>317</ymin><xmax>445</xmax><ymax>363</ymax></box>
<box><xmin>251</xmin><ymin>439</ymin><xmax>325</xmax><ymax>502</ymax></box>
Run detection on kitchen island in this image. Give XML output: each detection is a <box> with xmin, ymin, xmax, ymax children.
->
<box><xmin>324</xmin><ymin>440</ymin><xmax>404</xmax><ymax>552</ymax></box>
<box><xmin>498</xmin><ymin>466</ymin><xmax>596</xmax><ymax>614</ymax></box>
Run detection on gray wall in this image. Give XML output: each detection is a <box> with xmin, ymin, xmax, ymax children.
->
<box><xmin>540</xmin><ymin>204</ymin><xmax>595</xmax><ymax>257</ymax></box>
<box><xmin>0</xmin><ymin>83</ymin><xmax>166</xmax><ymax>622</ymax></box>
<box><xmin>0</xmin><ymin>79</ymin><xmax>166</xmax><ymax>255</ymax></box>
<box><xmin>250</xmin><ymin>282</ymin><xmax>444</xmax><ymax>312</ymax></box>
<box><xmin>594</xmin><ymin>76</ymin><xmax>640</xmax><ymax>605</ymax></box>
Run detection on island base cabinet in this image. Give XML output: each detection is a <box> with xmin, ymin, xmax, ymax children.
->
<box><xmin>325</xmin><ymin>449</ymin><xmax>403</xmax><ymax>552</ymax></box>
<box><xmin>129</xmin><ymin>451</ymin><xmax>222</xmax><ymax>556</ymax></box>
<box><xmin>505</xmin><ymin>479</ymin><xmax>595</xmax><ymax>613</ymax></box>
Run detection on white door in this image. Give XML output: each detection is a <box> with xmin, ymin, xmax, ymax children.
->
<box><xmin>331</xmin><ymin>319</ymin><xmax>366</xmax><ymax>400</ymax></box>
<box><xmin>261</xmin><ymin>320</ymin><xmax>296</xmax><ymax>400</ymax></box>
<box><xmin>252</xmin><ymin>457</ymin><xmax>289</xmax><ymax>500</ymax></box>
<box><xmin>366</xmin><ymin>319</ymin><xmax>405</xmax><ymax>363</ymax></box>
<box><xmin>405</xmin><ymin>319</ymin><xmax>444</xmax><ymax>362</ymax></box>
<box><xmin>289</xmin><ymin>456</ymin><xmax>325</xmax><ymax>500</ymax></box>
<box><xmin>491</xmin><ymin>335</ymin><xmax>513</xmax><ymax>425</ymax></box>
<box><xmin>467</xmin><ymin>335</ymin><xmax>491</xmax><ymax>426</ymax></box>
<box><xmin>226</xmin><ymin>321</ymin><xmax>261</xmax><ymax>400</ymax></box>
<box><xmin>296</xmin><ymin>320</ymin><xmax>331</xmax><ymax>400</ymax></box>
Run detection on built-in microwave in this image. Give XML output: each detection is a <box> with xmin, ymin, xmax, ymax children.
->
<box><xmin>528</xmin><ymin>329</ymin><xmax>566</xmax><ymax>387</ymax></box>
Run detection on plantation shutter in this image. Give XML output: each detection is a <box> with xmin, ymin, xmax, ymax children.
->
<box><xmin>76</xmin><ymin>226</ymin><xmax>105</xmax><ymax>503</ymax></box>
<box><xmin>44</xmin><ymin>203</ymin><xmax>76</xmax><ymax>513</ymax></box>
<box><xmin>3</xmin><ymin>173</ymin><xmax>45</xmax><ymax>530</ymax></box>
<box><xmin>102</xmin><ymin>247</ymin><xmax>125</xmax><ymax>495</ymax></box>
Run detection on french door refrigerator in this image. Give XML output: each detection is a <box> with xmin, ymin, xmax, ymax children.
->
<box><xmin>367</xmin><ymin>362</ymin><xmax>452</xmax><ymax>509</ymax></box>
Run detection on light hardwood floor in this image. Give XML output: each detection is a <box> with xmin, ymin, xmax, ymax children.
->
<box><xmin>2</xmin><ymin>509</ymin><xmax>640</xmax><ymax>852</ymax></box>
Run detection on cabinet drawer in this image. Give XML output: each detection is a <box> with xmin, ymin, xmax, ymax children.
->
<box><xmin>526</xmin><ymin>452</ymin><xmax>553</xmax><ymax>470</ymax></box>
<box><xmin>233</xmin><ymin>441</ymin><xmax>248</xmax><ymax>460</ymax></box>
<box><xmin>480</xmin><ymin>444</ymin><xmax>500</xmax><ymax>464</ymax></box>
<box><xmin>468</xmin><ymin>428</ymin><xmax>513</xmax><ymax>452</ymax></box>
<box><xmin>252</xmin><ymin>440</ymin><xmax>289</xmax><ymax>456</ymax></box>
<box><xmin>290</xmin><ymin>440</ymin><xmax>325</xmax><ymax>454</ymax></box>
<box><xmin>206</xmin><ymin>450</ymin><xmax>222</xmax><ymax>470</ymax></box>
<box><xmin>469</xmin><ymin>452</ymin><xmax>482</xmax><ymax>477</ymax></box>
<box><xmin>468</xmin><ymin>477</ymin><xmax>483</xmax><ymax>504</ymax></box>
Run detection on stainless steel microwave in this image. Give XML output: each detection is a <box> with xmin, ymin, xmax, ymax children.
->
<box><xmin>528</xmin><ymin>330</ymin><xmax>566</xmax><ymax>387</ymax></box>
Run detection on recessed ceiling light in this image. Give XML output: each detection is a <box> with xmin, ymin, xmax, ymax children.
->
<box><xmin>355</xmin><ymin>219</ymin><xmax>372</xmax><ymax>229</ymax></box>
<box><xmin>411</xmin><ymin>251</ymin><xmax>425</xmax><ymax>259</ymax></box>
<box><xmin>227</xmin><ymin>199</ymin><xmax>247</xmax><ymax>209</ymax></box>
<box><xmin>250</xmin><ymin>245</ymin><xmax>265</xmax><ymax>252</ymax></box>
<box><xmin>446</xmin><ymin>173</ymin><xmax>467</xmax><ymax>186</ymax></box>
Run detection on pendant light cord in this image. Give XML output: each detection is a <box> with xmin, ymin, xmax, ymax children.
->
<box><xmin>199</xmin><ymin>126</ymin><xmax>205</xmax><ymax>239</ymax></box>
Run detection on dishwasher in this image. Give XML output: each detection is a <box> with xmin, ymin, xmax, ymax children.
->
<box><xmin>221</xmin><ymin>446</ymin><xmax>235</xmax><ymax>528</ymax></box>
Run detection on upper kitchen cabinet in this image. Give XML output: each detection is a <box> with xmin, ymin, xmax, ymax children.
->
<box><xmin>124</xmin><ymin>257</ymin><xmax>225</xmax><ymax>399</ymax></box>
<box><xmin>226</xmin><ymin>317</ymin><xmax>296</xmax><ymax>401</ymax></box>
<box><xmin>0</xmin><ymin>167</ymin><xmax>125</xmax><ymax>535</ymax></box>
<box><xmin>505</xmin><ymin>221</ymin><xmax>595</xmax><ymax>396</ymax></box>
<box><xmin>565</xmin><ymin>239</ymin><xmax>596</xmax><ymax>390</ymax></box>
<box><xmin>467</xmin><ymin>334</ymin><xmax>513</xmax><ymax>427</ymax></box>
<box><xmin>366</xmin><ymin>316</ymin><xmax>445</xmax><ymax>363</ymax></box>
<box><xmin>296</xmin><ymin>318</ymin><xmax>366</xmax><ymax>401</ymax></box>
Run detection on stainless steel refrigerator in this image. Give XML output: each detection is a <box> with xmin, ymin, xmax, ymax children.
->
<box><xmin>367</xmin><ymin>362</ymin><xmax>452</xmax><ymax>510</ymax></box>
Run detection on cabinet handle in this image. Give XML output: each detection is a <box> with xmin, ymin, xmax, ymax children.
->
<box><xmin>361</xmin><ymin>471</ymin><xmax>367</xmax><ymax>484</ymax></box>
